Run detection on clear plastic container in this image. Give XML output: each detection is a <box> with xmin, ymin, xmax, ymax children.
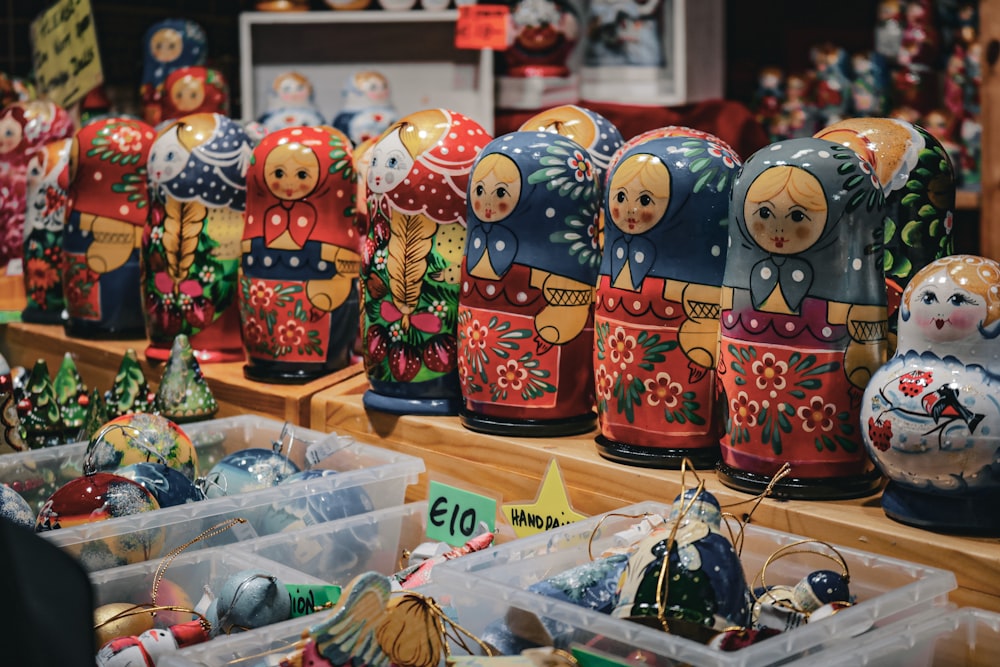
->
<box><xmin>0</xmin><ymin>415</ymin><xmax>424</xmax><ymax>571</ymax></box>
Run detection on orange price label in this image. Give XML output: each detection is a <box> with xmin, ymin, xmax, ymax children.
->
<box><xmin>455</xmin><ymin>4</ymin><xmax>510</xmax><ymax>51</ymax></box>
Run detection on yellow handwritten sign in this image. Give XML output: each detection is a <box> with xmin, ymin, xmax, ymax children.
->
<box><xmin>502</xmin><ymin>459</ymin><xmax>587</xmax><ymax>538</ymax></box>
<box><xmin>30</xmin><ymin>0</ymin><xmax>103</xmax><ymax>108</ymax></box>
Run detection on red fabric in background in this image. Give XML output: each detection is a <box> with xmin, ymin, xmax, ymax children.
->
<box><xmin>496</xmin><ymin>98</ymin><xmax>771</xmax><ymax>162</ymax></box>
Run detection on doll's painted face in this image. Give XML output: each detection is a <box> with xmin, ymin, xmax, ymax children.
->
<box><xmin>150</xmin><ymin>28</ymin><xmax>183</xmax><ymax>64</ymax></box>
<box><xmin>471</xmin><ymin>155</ymin><xmax>521</xmax><ymax>223</ymax></box>
<box><xmin>358</xmin><ymin>73</ymin><xmax>389</xmax><ymax>104</ymax></box>
<box><xmin>264</xmin><ymin>142</ymin><xmax>320</xmax><ymax>201</ymax></box>
<box><xmin>909</xmin><ymin>269</ymin><xmax>987</xmax><ymax>343</ymax></box>
<box><xmin>276</xmin><ymin>75</ymin><xmax>311</xmax><ymax>106</ymax></box>
<box><xmin>744</xmin><ymin>166</ymin><xmax>828</xmax><ymax>255</ymax></box>
<box><xmin>367</xmin><ymin>130</ymin><xmax>412</xmax><ymax>194</ymax></box>
<box><xmin>170</xmin><ymin>76</ymin><xmax>205</xmax><ymax>112</ymax></box>
<box><xmin>608</xmin><ymin>154</ymin><xmax>669</xmax><ymax>235</ymax></box>
<box><xmin>149</xmin><ymin>130</ymin><xmax>191</xmax><ymax>185</ymax></box>
<box><xmin>0</xmin><ymin>115</ymin><xmax>22</xmax><ymax>154</ymax></box>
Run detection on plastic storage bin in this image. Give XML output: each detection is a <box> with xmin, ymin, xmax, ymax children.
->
<box><xmin>437</xmin><ymin>500</ymin><xmax>958</xmax><ymax>667</ymax></box>
<box><xmin>0</xmin><ymin>415</ymin><xmax>424</xmax><ymax>571</ymax></box>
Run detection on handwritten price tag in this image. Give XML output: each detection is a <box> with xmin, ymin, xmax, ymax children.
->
<box><xmin>30</xmin><ymin>0</ymin><xmax>103</xmax><ymax>107</ymax></box>
<box><xmin>426</xmin><ymin>480</ymin><xmax>496</xmax><ymax>546</ymax></box>
<box><xmin>454</xmin><ymin>4</ymin><xmax>510</xmax><ymax>51</ymax></box>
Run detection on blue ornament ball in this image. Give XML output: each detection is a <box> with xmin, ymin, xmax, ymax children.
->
<box><xmin>214</xmin><ymin>568</ymin><xmax>291</xmax><ymax>634</ymax></box>
<box><xmin>793</xmin><ymin>569</ymin><xmax>851</xmax><ymax>612</ymax></box>
<box><xmin>202</xmin><ymin>448</ymin><xmax>300</xmax><ymax>498</ymax></box>
<box><xmin>0</xmin><ymin>483</ymin><xmax>34</xmax><ymax>529</ymax></box>
<box><xmin>116</xmin><ymin>462</ymin><xmax>205</xmax><ymax>507</ymax></box>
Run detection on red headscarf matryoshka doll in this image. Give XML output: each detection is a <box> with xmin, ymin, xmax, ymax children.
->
<box><xmin>362</xmin><ymin>109</ymin><xmax>491</xmax><ymax>416</ymax></box>
<box><xmin>139</xmin><ymin>19</ymin><xmax>208</xmax><ymax>127</ymax></box>
<box><xmin>594</xmin><ymin>135</ymin><xmax>739</xmax><ymax>469</ymax></box>
<box><xmin>159</xmin><ymin>66</ymin><xmax>230</xmax><ymax>124</ymax></box>
<box><xmin>240</xmin><ymin>125</ymin><xmax>360</xmax><ymax>383</ymax></box>
<box><xmin>459</xmin><ymin>131</ymin><xmax>600</xmax><ymax>436</ymax></box>
<box><xmin>63</xmin><ymin>118</ymin><xmax>157</xmax><ymax>339</ymax></box>
<box><xmin>0</xmin><ymin>100</ymin><xmax>74</xmax><ymax>274</ymax></box>
<box><xmin>718</xmin><ymin>137</ymin><xmax>888</xmax><ymax>499</ymax></box>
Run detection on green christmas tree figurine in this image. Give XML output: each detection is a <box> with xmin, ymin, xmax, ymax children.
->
<box><xmin>156</xmin><ymin>334</ymin><xmax>219</xmax><ymax>424</ymax></box>
<box><xmin>78</xmin><ymin>387</ymin><xmax>110</xmax><ymax>443</ymax></box>
<box><xmin>104</xmin><ymin>349</ymin><xmax>155</xmax><ymax>418</ymax></box>
<box><xmin>19</xmin><ymin>359</ymin><xmax>67</xmax><ymax>448</ymax></box>
<box><xmin>53</xmin><ymin>352</ymin><xmax>89</xmax><ymax>432</ymax></box>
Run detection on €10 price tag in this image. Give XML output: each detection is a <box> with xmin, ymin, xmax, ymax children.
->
<box><xmin>454</xmin><ymin>5</ymin><xmax>510</xmax><ymax>51</ymax></box>
<box><xmin>426</xmin><ymin>480</ymin><xmax>497</xmax><ymax>546</ymax></box>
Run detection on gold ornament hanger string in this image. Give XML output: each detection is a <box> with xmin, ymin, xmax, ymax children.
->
<box><xmin>390</xmin><ymin>589</ymin><xmax>497</xmax><ymax>661</ymax></box>
<box><xmin>654</xmin><ymin>476</ymin><xmax>706</xmax><ymax>633</ymax></box>
<box><xmin>585</xmin><ymin>512</ymin><xmax>659</xmax><ymax>562</ymax></box>
<box><xmin>719</xmin><ymin>462</ymin><xmax>793</xmax><ymax>556</ymax></box>
<box><xmin>752</xmin><ymin>538</ymin><xmax>851</xmax><ymax>610</ymax></box>
<box><xmin>94</xmin><ymin>603</ymin><xmax>210</xmax><ymax>636</ymax></box>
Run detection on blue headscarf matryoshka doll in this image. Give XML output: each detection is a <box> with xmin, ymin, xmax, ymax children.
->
<box><xmin>594</xmin><ymin>135</ymin><xmax>739</xmax><ymax>468</ymax></box>
<box><xmin>239</xmin><ymin>126</ymin><xmax>360</xmax><ymax>383</ymax></box>
<box><xmin>458</xmin><ymin>131</ymin><xmax>600</xmax><ymax>436</ymax></box>
<box><xmin>718</xmin><ymin>137</ymin><xmax>888</xmax><ymax>499</ymax></box>
<box><xmin>139</xmin><ymin>19</ymin><xmax>208</xmax><ymax>127</ymax></box>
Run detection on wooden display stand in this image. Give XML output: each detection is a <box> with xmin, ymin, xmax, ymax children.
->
<box><xmin>312</xmin><ymin>375</ymin><xmax>1000</xmax><ymax>613</ymax></box>
<box><xmin>0</xmin><ymin>322</ymin><xmax>363</xmax><ymax>425</ymax></box>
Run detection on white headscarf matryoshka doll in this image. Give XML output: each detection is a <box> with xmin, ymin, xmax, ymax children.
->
<box><xmin>718</xmin><ymin>137</ymin><xmax>888</xmax><ymax>499</ymax></box>
<box><xmin>63</xmin><ymin>117</ymin><xmax>157</xmax><ymax>339</ymax></box>
<box><xmin>139</xmin><ymin>19</ymin><xmax>208</xmax><ymax>127</ymax></box>
<box><xmin>458</xmin><ymin>131</ymin><xmax>600</xmax><ymax>436</ymax></box>
<box><xmin>240</xmin><ymin>126</ymin><xmax>360</xmax><ymax>383</ymax></box>
<box><xmin>361</xmin><ymin>109</ymin><xmax>491</xmax><ymax>416</ymax></box>
<box><xmin>594</xmin><ymin>135</ymin><xmax>739</xmax><ymax>468</ymax></box>
<box><xmin>144</xmin><ymin>113</ymin><xmax>254</xmax><ymax>363</ymax></box>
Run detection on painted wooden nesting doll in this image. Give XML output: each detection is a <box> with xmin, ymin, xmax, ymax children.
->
<box><xmin>361</xmin><ymin>109</ymin><xmax>491</xmax><ymax>415</ymax></box>
<box><xmin>505</xmin><ymin>0</ymin><xmax>579</xmax><ymax>77</ymax></box>
<box><xmin>331</xmin><ymin>71</ymin><xmax>398</xmax><ymax>147</ymax></box>
<box><xmin>518</xmin><ymin>104</ymin><xmax>624</xmax><ymax>188</ymax></box>
<box><xmin>0</xmin><ymin>100</ymin><xmax>73</xmax><ymax>275</ymax></box>
<box><xmin>22</xmin><ymin>138</ymin><xmax>72</xmax><ymax>323</ymax></box>
<box><xmin>458</xmin><ymin>131</ymin><xmax>599</xmax><ymax>436</ymax></box>
<box><xmin>159</xmin><ymin>66</ymin><xmax>230</xmax><ymax>124</ymax></box>
<box><xmin>258</xmin><ymin>72</ymin><xmax>326</xmax><ymax>134</ymax></box>
<box><xmin>718</xmin><ymin>138</ymin><xmax>888</xmax><ymax>499</ymax></box>
<box><xmin>240</xmin><ymin>126</ymin><xmax>360</xmax><ymax>383</ymax></box>
<box><xmin>594</xmin><ymin>135</ymin><xmax>738</xmax><ymax>468</ymax></box>
<box><xmin>139</xmin><ymin>19</ymin><xmax>208</xmax><ymax>127</ymax></box>
<box><xmin>144</xmin><ymin>113</ymin><xmax>253</xmax><ymax>362</ymax></box>
<box><xmin>815</xmin><ymin>117</ymin><xmax>955</xmax><ymax>347</ymax></box>
<box><xmin>63</xmin><ymin>118</ymin><xmax>156</xmax><ymax>339</ymax></box>
<box><xmin>862</xmin><ymin>255</ymin><xmax>1000</xmax><ymax>534</ymax></box>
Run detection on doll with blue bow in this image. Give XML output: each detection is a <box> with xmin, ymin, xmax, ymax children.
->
<box><xmin>458</xmin><ymin>131</ymin><xmax>600</xmax><ymax>436</ymax></box>
<box><xmin>139</xmin><ymin>19</ymin><xmax>207</xmax><ymax>127</ymax></box>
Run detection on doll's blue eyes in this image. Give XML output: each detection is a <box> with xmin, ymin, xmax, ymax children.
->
<box><xmin>387</xmin><ymin>157</ymin><xmax>398</xmax><ymax>168</ymax></box>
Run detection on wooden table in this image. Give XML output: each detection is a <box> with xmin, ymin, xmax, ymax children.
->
<box><xmin>0</xmin><ymin>321</ymin><xmax>364</xmax><ymax>425</ymax></box>
<box><xmin>312</xmin><ymin>374</ymin><xmax>1000</xmax><ymax>612</ymax></box>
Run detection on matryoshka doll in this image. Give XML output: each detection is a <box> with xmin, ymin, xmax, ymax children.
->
<box><xmin>594</xmin><ymin>135</ymin><xmax>738</xmax><ymax>468</ymax></box>
<box><xmin>362</xmin><ymin>109</ymin><xmax>491</xmax><ymax>415</ymax></box>
<box><xmin>139</xmin><ymin>19</ymin><xmax>208</xmax><ymax>127</ymax></box>
<box><xmin>22</xmin><ymin>138</ymin><xmax>72</xmax><ymax>323</ymax></box>
<box><xmin>0</xmin><ymin>100</ymin><xmax>73</xmax><ymax>277</ymax></box>
<box><xmin>458</xmin><ymin>131</ymin><xmax>600</xmax><ymax>436</ymax></box>
<box><xmin>718</xmin><ymin>137</ymin><xmax>888</xmax><ymax>499</ymax></box>
<box><xmin>862</xmin><ymin>255</ymin><xmax>1000</xmax><ymax>534</ymax></box>
<box><xmin>258</xmin><ymin>71</ymin><xmax>326</xmax><ymax>134</ymax></box>
<box><xmin>815</xmin><ymin>117</ymin><xmax>955</xmax><ymax>347</ymax></box>
<box><xmin>144</xmin><ymin>113</ymin><xmax>253</xmax><ymax>362</ymax></box>
<box><xmin>240</xmin><ymin>126</ymin><xmax>360</xmax><ymax>383</ymax></box>
<box><xmin>63</xmin><ymin>118</ymin><xmax>157</xmax><ymax>339</ymax></box>
<box><xmin>331</xmin><ymin>70</ymin><xmax>398</xmax><ymax>147</ymax></box>
<box><xmin>518</xmin><ymin>104</ymin><xmax>624</xmax><ymax>188</ymax></box>
<box><xmin>159</xmin><ymin>66</ymin><xmax>230</xmax><ymax>124</ymax></box>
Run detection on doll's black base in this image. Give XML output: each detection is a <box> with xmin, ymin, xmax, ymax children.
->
<box><xmin>363</xmin><ymin>390</ymin><xmax>460</xmax><ymax>417</ymax></box>
<box><xmin>881</xmin><ymin>482</ymin><xmax>1000</xmax><ymax>536</ymax></box>
<box><xmin>596</xmin><ymin>437</ymin><xmax>720</xmax><ymax>469</ymax></box>
<box><xmin>461</xmin><ymin>410</ymin><xmax>596</xmax><ymax>438</ymax></box>
<box><xmin>243</xmin><ymin>360</ymin><xmax>344</xmax><ymax>385</ymax></box>
<box><xmin>63</xmin><ymin>320</ymin><xmax>145</xmax><ymax>340</ymax></box>
<box><xmin>20</xmin><ymin>307</ymin><xmax>66</xmax><ymax>325</ymax></box>
<box><xmin>716</xmin><ymin>462</ymin><xmax>884</xmax><ymax>500</ymax></box>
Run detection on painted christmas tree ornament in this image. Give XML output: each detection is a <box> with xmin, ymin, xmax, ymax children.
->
<box><xmin>144</xmin><ymin>113</ymin><xmax>252</xmax><ymax>363</ymax></box>
<box><xmin>104</xmin><ymin>349</ymin><xmax>156</xmax><ymax>418</ymax></box>
<box><xmin>862</xmin><ymin>255</ymin><xmax>1000</xmax><ymax>534</ymax></box>
<box><xmin>815</xmin><ymin>117</ymin><xmax>956</xmax><ymax>346</ymax></box>
<box><xmin>63</xmin><ymin>118</ymin><xmax>156</xmax><ymax>339</ymax></box>
<box><xmin>85</xmin><ymin>412</ymin><xmax>198</xmax><ymax>482</ymax></box>
<box><xmin>595</xmin><ymin>135</ymin><xmax>738</xmax><ymax>468</ymax></box>
<box><xmin>22</xmin><ymin>137</ymin><xmax>72</xmax><ymax>323</ymax></box>
<box><xmin>18</xmin><ymin>358</ymin><xmax>68</xmax><ymax>448</ymax></box>
<box><xmin>240</xmin><ymin>125</ymin><xmax>360</xmax><ymax>383</ymax></box>
<box><xmin>202</xmin><ymin>448</ymin><xmax>300</xmax><ymax>498</ymax></box>
<box><xmin>79</xmin><ymin>387</ymin><xmax>110</xmax><ymax>443</ymax></box>
<box><xmin>718</xmin><ymin>137</ymin><xmax>888</xmax><ymax>499</ymax></box>
<box><xmin>155</xmin><ymin>334</ymin><xmax>219</xmax><ymax>423</ymax></box>
<box><xmin>139</xmin><ymin>19</ymin><xmax>208</xmax><ymax>127</ymax></box>
<box><xmin>159</xmin><ymin>66</ymin><xmax>229</xmax><ymax>124</ymax></box>
<box><xmin>116</xmin><ymin>462</ymin><xmax>205</xmax><ymax>507</ymax></box>
<box><xmin>613</xmin><ymin>487</ymin><xmax>752</xmax><ymax>641</ymax></box>
<box><xmin>332</xmin><ymin>70</ymin><xmax>398</xmax><ymax>146</ymax></box>
<box><xmin>518</xmin><ymin>104</ymin><xmax>624</xmax><ymax>185</ymax></box>
<box><xmin>257</xmin><ymin>71</ymin><xmax>326</xmax><ymax>133</ymax></box>
<box><xmin>0</xmin><ymin>482</ymin><xmax>34</xmax><ymax>528</ymax></box>
<box><xmin>458</xmin><ymin>131</ymin><xmax>600</xmax><ymax>436</ymax></box>
<box><xmin>53</xmin><ymin>352</ymin><xmax>89</xmax><ymax>434</ymax></box>
<box><xmin>362</xmin><ymin>109</ymin><xmax>491</xmax><ymax>415</ymax></box>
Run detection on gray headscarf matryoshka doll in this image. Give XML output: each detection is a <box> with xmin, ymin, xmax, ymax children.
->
<box><xmin>717</xmin><ymin>137</ymin><xmax>889</xmax><ymax>499</ymax></box>
<box><xmin>458</xmin><ymin>131</ymin><xmax>600</xmax><ymax>436</ymax></box>
<box><xmin>594</xmin><ymin>135</ymin><xmax>739</xmax><ymax>469</ymax></box>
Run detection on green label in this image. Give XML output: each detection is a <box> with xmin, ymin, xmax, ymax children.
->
<box><xmin>426</xmin><ymin>480</ymin><xmax>496</xmax><ymax>547</ymax></box>
<box><xmin>286</xmin><ymin>584</ymin><xmax>341</xmax><ymax>618</ymax></box>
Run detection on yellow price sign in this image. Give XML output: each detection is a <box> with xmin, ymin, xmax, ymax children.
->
<box><xmin>30</xmin><ymin>0</ymin><xmax>104</xmax><ymax>108</ymax></box>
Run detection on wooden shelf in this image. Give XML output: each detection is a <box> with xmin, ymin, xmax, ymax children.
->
<box><xmin>0</xmin><ymin>322</ymin><xmax>364</xmax><ymax>425</ymax></box>
<box><xmin>311</xmin><ymin>376</ymin><xmax>1000</xmax><ymax>612</ymax></box>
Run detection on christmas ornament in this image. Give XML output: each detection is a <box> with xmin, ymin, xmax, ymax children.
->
<box><xmin>53</xmin><ymin>352</ymin><xmax>89</xmax><ymax>434</ymax></box>
<box><xmin>104</xmin><ymin>349</ymin><xmax>156</xmax><ymax>418</ymax></box>
<box><xmin>85</xmin><ymin>412</ymin><xmax>198</xmax><ymax>482</ymax></box>
<box><xmin>18</xmin><ymin>358</ymin><xmax>67</xmax><ymax>448</ymax></box>
<box><xmin>0</xmin><ymin>482</ymin><xmax>34</xmax><ymax>528</ymax></box>
<box><xmin>116</xmin><ymin>462</ymin><xmax>205</xmax><ymax>507</ymax></box>
<box><xmin>202</xmin><ymin>448</ymin><xmax>300</xmax><ymax>498</ymax></box>
<box><xmin>210</xmin><ymin>568</ymin><xmax>291</xmax><ymax>635</ymax></box>
<box><xmin>155</xmin><ymin>334</ymin><xmax>219</xmax><ymax>423</ymax></box>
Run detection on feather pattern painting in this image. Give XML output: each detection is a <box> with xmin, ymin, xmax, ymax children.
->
<box><xmin>387</xmin><ymin>211</ymin><xmax>437</xmax><ymax>331</ymax></box>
